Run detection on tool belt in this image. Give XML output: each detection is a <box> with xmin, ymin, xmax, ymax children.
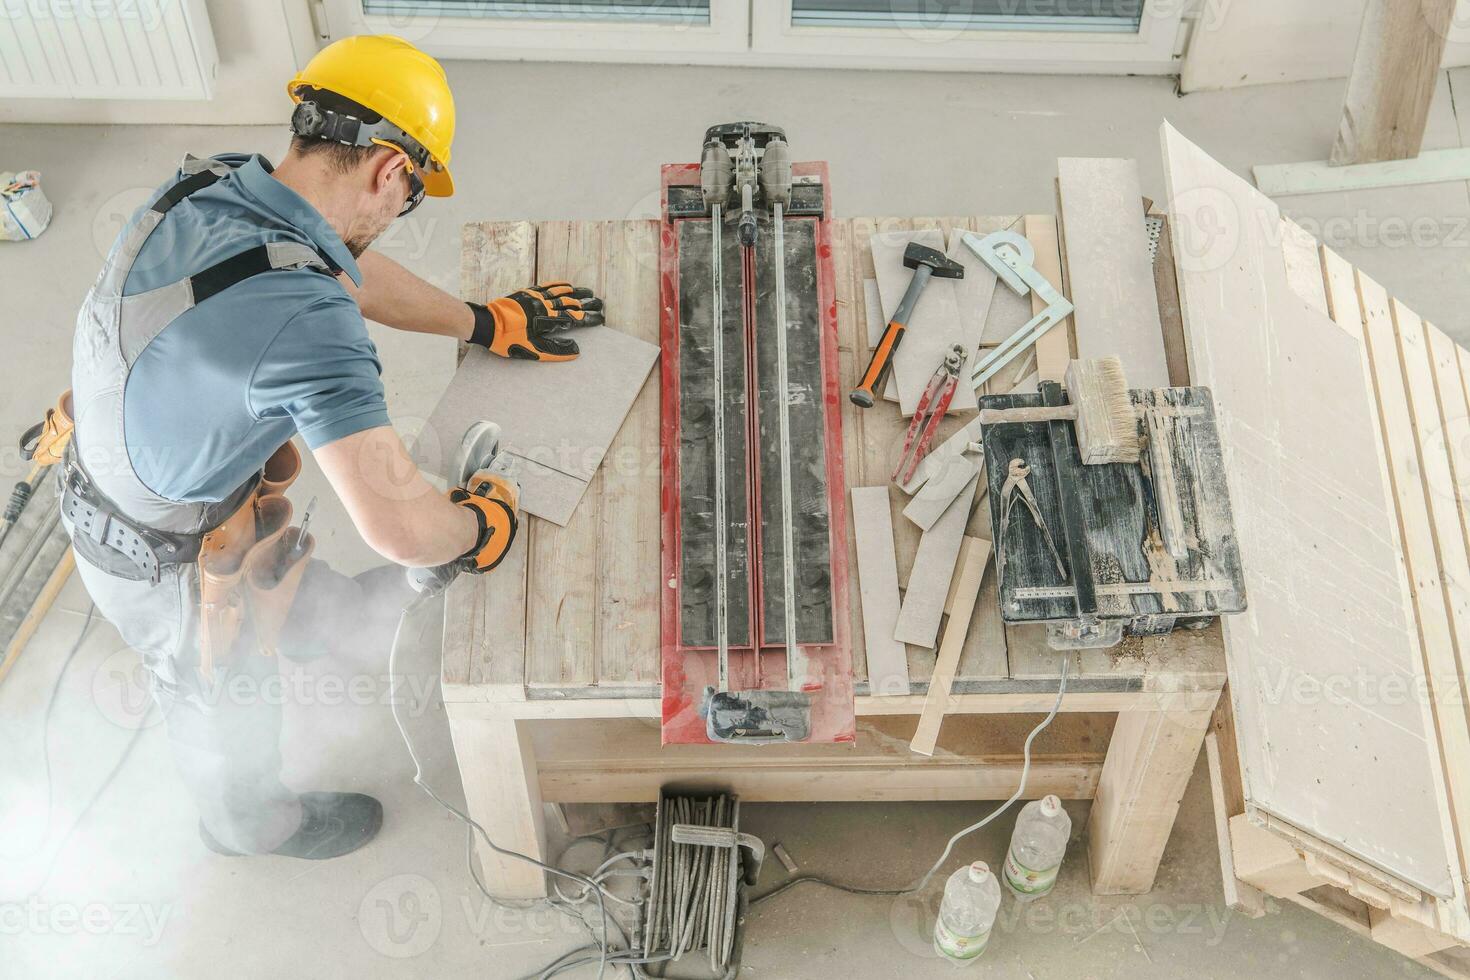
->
<box><xmin>43</xmin><ymin>390</ymin><xmax>314</xmax><ymax>676</ymax></box>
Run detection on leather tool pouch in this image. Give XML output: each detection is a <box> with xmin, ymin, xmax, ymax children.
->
<box><xmin>260</xmin><ymin>441</ymin><xmax>301</xmax><ymax>497</ymax></box>
<box><xmin>22</xmin><ymin>390</ymin><xmax>75</xmax><ymax>466</ymax></box>
<box><xmin>196</xmin><ymin>441</ymin><xmax>302</xmax><ymax>675</ymax></box>
<box><xmin>242</xmin><ymin>494</ymin><xmax>313</xmax><ymax>658</ymax></box>
<box><xmin>197</xmin><ymin>495</ymin><xmax>258</xmax><ymax>678</ymax></box>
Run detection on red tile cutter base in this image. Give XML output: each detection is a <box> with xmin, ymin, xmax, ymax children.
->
<box><xmin>658</xmin><ymin>135</ymin><xmax>853</xmax><ymax>746</ymax></box>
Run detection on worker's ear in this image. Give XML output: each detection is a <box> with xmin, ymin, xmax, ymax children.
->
<box><xmin>369</xmin><ymin>146</ymin><xmax>409</xmax><ymax>198</ymax></box>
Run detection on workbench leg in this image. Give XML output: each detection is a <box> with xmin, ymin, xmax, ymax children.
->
<box><xmin>445</xmin><ymin>706</ymin><xmax>548</xmax><ymax>900</ymax></box>
<box><xmin>1087</xmin><ymin>702</ymin><xmax>1217</xmax><ymax>894</ymax></box>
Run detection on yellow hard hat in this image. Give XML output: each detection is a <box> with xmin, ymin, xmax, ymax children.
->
<box><xmin>287</xmin><ymin>35</ymin><xmax>455</xmax><ymax>197</ymax></box>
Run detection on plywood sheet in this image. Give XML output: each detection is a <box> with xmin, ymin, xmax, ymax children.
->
<box><xmin>1057</xmin><ymin>159</ymin><xmax>1169</xmax><ymax>388</ymax></box>
<box><xmin>1161</xmin><ymin>121</ymin><xmax>1454</xmax><ymax>896</ymax></box>
<box><xmin>424</xmin><ymin>325</ymin><xmax>659</xmax><ymax>526</ymax></box>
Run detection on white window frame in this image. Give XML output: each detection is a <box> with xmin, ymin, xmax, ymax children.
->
<box><xmin>750</xmin><ymin>0</ymin><xmax>1187</xmax><ymax>74</ymax></box>
<box><xmin>317</xmin><ymin>0</ymin><xmax>752</xmax><ymax>64</ymax></box>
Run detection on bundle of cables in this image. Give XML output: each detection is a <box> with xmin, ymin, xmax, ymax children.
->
<box><xmin>390</xmin><ymin>593</ymin><xmax>1071</xmax><ymax>979</ymax></box>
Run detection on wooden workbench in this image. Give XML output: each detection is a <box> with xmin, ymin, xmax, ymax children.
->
<box><xmin>438</xmin><ymin>216</ymin><xmax>1226</xmax><ymax>901</ymax></box>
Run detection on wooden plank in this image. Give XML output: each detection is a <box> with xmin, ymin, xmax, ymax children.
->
<box><xmin>1371</xmin><ymin>907</ymin><xmax>1461</xmax><ymax>958</ymax></box>
<box><xmin>1056</xmin><ymin>159</ymin><xmax>1168</xmax><ymax>387</ymax></box>
<box><xmin>893</xmin><ymin>474</ymin><xmax>979</xmax><ymax>648</ymax></box>
<box><xmin>910</xmin><ymin>537</ymin><xmax>991</xmax><ymax>756</ymax></box>
<box><xmin>1162</xmin><ymin>121</ymin><xmax>1455</xmax><ymax>897</ymax></box>
<box><xmin>442</xmin><ymin>221</ymin><xmax>538</xmax><ymax>695</ymax></box>
<box><xmin>1354</xmin><ymin>266</ymin><xmax>1470</xmax><ymax>896</ymax></box>
<box><xmin>1331</xmin><ymin>0</ymin><xmax>1456</xmax><ymax>166</ymax></box>
<box><xmin>526</xmin><ymin>221</ymin><xmax>604</xmax><ymax>689</ymax></box>
<box><xmin>1230</xmin><ymin>813</ymin><xmax>1327</xmax><ymax>896</ymax></box>
<box><xmin>851</xmin><ymin>486</ymin><xmax>909</xmax><ymax>697</ymax></box>
<box><xmin>594</xmin><ymin>220</ymin><xmax>662</xmax><ymax>688</ymax></box>
<box><xmin>1023</xmin><ymin>214</ymin><xmax>1072</xmax><ymax>383</ymax></box>
<box><xmin>1151</xmin><ymin>212</ymin><xmax>1191</xmax><ymax>387</ymax></box>
<box><xmin>1279</xmin><ymin>217</ymin><xmax>1328</xmax><ymax>315</ymax></box>
<box><xmin>833</xmin><ymin>219</ymin><xmax>873</xmax><ymax>685</ymax></box>
<box><xmin>870</xmin><ymin>228</ymin><xmax>975</xmax><ymax>416</ymax></box>
<box><xmin>1255</xmin><ymin>148</ymin><xmax>1470</xmax><ymax>196</ymax></box>
<box><xmin>1088</xmin><ymin>704</ymin><xmax>1216</xmax><ymax>894</ymax></box>
<box><xmin>531</xmin><ymin>712</ymin><xmax>1109</xmax><ymax>802</ymax></box>
<box><xmin>446</xmin><ymin>709</ymin><xmax>548</xmax><ymax>899</ymax></box>
<box><xmin>1205</xmin><ymin>691</ymin><xmax>1269</xmax><ymax>917</ymax></box>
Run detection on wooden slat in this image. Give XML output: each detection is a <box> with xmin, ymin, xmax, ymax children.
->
<box><xmin>1331</xmin><ymin>0</ymin><xmax>1456</xmax><ymax>166</ymax></box>
<box><xmin>833</xmin><ymin>218</ymin><xmax>871</xmax><ymax>685</ymax></box>
<box><xmin>443</xmin><ymin>220</ymin><xmax>536</xmax><ymax>692</ymax></box>
<box><xmin>910</xmin><ymin>537</ymin><xmax>992</xmax><ymax>756</ymax></box>
<box><xmin>1205</xmin><ymin>688</ymin><xmax>1268</xmax><ymax>917</ymax></box>
<box><xmin>1279</xmin><ymin>217</ymin><xmax>1328</xmax><ymax>315</ymax></box>
<box><xmin>1353</xmin><ymin>266</ymin><xmax>1470</xmax><ymax>893</ymax></box>
<box><xmin>594</xmin><ymin>220</ymin><xmax>662</xmax><ymax>688</ymax></box>
<box><xmin>527</xmin><ymin>221</ymin><xmax>605</xmax><ymax>688</ymax></box>
<box><xmin>1023</xmin><ymin>214</ymin><xmax>1072</xmax><ymax>383</ymax></box>
<box><xmin>1150</xmin><ymin>211</ymin><xmax>1191</xmax><ymax>387</ymax></box>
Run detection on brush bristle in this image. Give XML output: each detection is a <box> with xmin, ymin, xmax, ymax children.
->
<box><xmin>1066</xmin><ymin>356</ymin><xmax>1140</xmax><ymax>465</ymax></box>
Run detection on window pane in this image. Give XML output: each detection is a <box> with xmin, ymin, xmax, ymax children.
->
<box><xmin>362</xmin><ymin>0</ymin><xmax>711</xmax><ymax>26</ymax></box>
<box><xmin>791</xmin><ymin>0</ymin><xmax>1145</xmax><ymax>33</ymax></box>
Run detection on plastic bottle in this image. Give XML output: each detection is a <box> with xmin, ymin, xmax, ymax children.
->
<box><xmin>933</xmin><ymin>860</ymin><xmax>1002</xmax><ymax>965</ymax></box>
<box><xmin>1003</xmin><ymin>795</ymin><xmax>1072</xmax><ymax>901</ymax></box>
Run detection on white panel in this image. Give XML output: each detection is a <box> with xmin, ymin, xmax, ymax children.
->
<box><xmin>0</xmin><ymin>0</ymin><xmax>216</xmax><ymax>100</ymax></box>
<box><xmin>1161</xmin><ymin>121</ymin><xmax>1456</xmax><ymax>897</ymax></box>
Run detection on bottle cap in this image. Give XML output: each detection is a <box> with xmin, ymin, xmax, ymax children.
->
<box><xmin>967</xmin><ymin>861</ymin><xmax>991</xmax><ymax>883</ymax></box>
<box><xmin>1041</xmin><ymin>795</ymin><xmax>1063</xmax><ymax>817</ymax></box>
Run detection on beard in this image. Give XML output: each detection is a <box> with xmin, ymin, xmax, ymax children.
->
<box><xmin>343</xmin><ymin>207</ymin><xmax>396</xmax><ymax>258</ymax></box>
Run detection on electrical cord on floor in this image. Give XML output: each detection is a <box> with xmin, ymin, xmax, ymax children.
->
<box><xmin>391</xmin><ymin>593</ymin><xmax>671</xmax><ymax>980</ymax></box>
<box><xmin>748</xmin><ymin>657</ymin><xmax>1071</xmax><ymax>907</ymax></box>
<box><xmin>5</xmin><ymin>602</ymin><xmax>154</xmax><ymax>898</ymax></box>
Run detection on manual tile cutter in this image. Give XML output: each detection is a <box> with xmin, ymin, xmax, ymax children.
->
<box><xmin>658</xmin><ymin>123</ymin><xmax>853</xmax><ymax>746</ymax></box>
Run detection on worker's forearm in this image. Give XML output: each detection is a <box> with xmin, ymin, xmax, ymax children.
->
<box><xmin>313</xmin><ymin>426</ymin><xmax>480</xmax><ymax>567</ymax></box>
<box><xmin>343</xmin><ymin>250</ymin><xmax>474</xmax><ymax>342</ymax></box>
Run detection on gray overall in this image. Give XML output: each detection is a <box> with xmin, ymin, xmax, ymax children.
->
<box><xmin>65</xmin><ymin>156</ymin><xmax>408</xmax><ymax>854</ymax></box>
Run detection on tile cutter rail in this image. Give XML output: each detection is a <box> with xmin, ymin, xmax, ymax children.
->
<box><xmin>658</xmin><ymin>123</ymin><xmax>853</xmax><ymax>746</ymax></box>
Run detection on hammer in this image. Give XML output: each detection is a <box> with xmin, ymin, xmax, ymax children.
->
<box><xmin>850</xmin><ymin>242</ymin><xmax>965</xmax><ymax>408</ymax></box>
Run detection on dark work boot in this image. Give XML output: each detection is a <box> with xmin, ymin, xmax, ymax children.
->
<box><xmin>200</xmin><ymin>792</ymin><xmax>383</xmax><ymax>859</ymax></box>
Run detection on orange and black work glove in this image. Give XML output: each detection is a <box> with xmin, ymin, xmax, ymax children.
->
<box><xmin>466</xmin><ymin>282</ymin><xmax>604</xmax><ymax>362</ymax></box>
<box><xmin>449</xmin><ymin>469</ymin><xmax>520</xmax><ymax>573</ymax></box>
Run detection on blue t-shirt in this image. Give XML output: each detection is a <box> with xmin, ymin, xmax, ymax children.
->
<box><xmin>116</xmin><ymin>153</ymin><xmax>390</xmax><ymax>503</ymax></box>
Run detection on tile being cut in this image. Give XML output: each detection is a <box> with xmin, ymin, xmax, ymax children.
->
<box><xmin>422</xmin><ymin>325</ymin><xmax>659</xmax><ymax>526</ymax></box>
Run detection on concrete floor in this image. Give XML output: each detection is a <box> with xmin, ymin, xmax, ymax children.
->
<box><xmin>4</xmin><ymin>59</ymin><xmax>1467</xmax><ymax>977</ymax></box>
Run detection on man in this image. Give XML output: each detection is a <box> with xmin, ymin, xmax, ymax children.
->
<box><xmin>53</xmin><ymin>35</ymin><xmax>602</xmax><ymax>860</ymax></box>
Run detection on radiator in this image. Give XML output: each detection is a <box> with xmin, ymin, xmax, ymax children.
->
<box><xmin>0</xmin><ymin>0</ymin><xmax>218</xmax><ymax>100</ymax></box>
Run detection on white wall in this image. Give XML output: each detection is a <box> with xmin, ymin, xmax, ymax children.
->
<box><xmin>1182</xmin><ymin>0</ymin><xmax>1470</xmax><ymax>92</ymax></box>
<box><xmin>0</xmin><ymin>0</ymin><xmax>313</xmax><ymax>125</ymax></box>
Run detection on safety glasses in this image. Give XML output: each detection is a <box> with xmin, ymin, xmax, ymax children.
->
<box><xmin>397</xmin><ymin>153</ymin><xmax>426</xmax><ymax>218</ymax></box>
